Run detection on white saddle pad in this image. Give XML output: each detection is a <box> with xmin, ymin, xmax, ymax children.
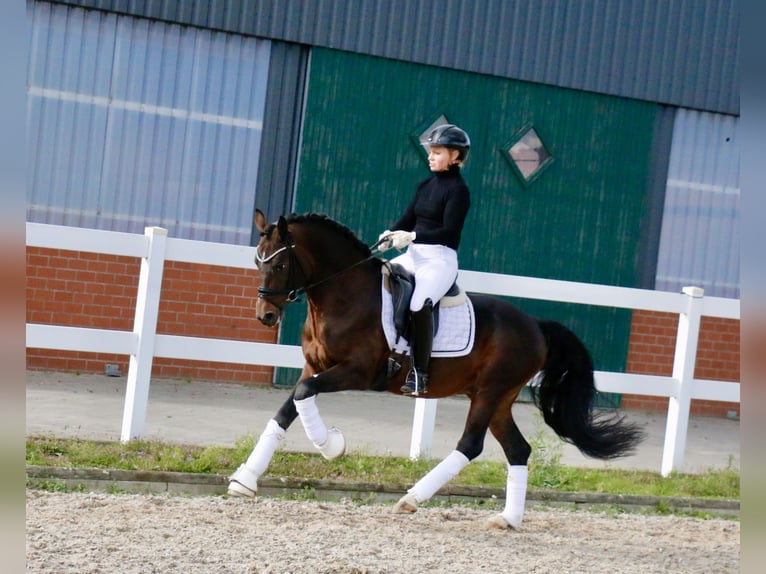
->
<box><xmin>380</xmin><ymin>279</ymin><xmax>476</xmax><ymax>358</ymax></box>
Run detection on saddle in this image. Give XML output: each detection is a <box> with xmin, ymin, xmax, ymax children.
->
<box><xmin>382</xmin><ymin>262</ymin><xmax>464</xmax><ymax>345</ymax></box>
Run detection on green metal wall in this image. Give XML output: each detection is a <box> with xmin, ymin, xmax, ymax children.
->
<box><xmin>276</xmin><ymin>48</ymin><xmax>659</xmax><ymax>394</ymax></box>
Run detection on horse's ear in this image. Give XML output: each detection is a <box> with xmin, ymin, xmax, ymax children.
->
<box><xmin>277</xmin><ymin>216</ymin><xmax>289</xmax><ymax>242</ymax></box>
<box><xmin>254</xmin><ymin>209</ymin><xmax>267</xmax><ymax>233</ymax></box>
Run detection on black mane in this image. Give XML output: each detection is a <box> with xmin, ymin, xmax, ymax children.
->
<box><xmin>285</xmin><ymin>212</ymin><xmax>372</xmax><ymax>256</ymax></box>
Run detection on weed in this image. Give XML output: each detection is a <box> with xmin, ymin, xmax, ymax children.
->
<box><xmin>26</xmin><ymin>434</ymin><xmax>739</xmax><ymax>500</ymax></box>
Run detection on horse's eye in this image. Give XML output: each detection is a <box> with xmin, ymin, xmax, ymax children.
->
<box><xmin>273</xmin><ymin>263</ymin><xmax>285</xmax><ymax>272</ymax></box>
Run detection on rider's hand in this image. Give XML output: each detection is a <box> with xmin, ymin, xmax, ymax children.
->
<box><xmin>377</xmin><ymin>230</ymin><xmax>393</xmax><ymax>249</ymax></box>
<box><xmin>389</xmin><ymin>230</ymin><xmax>416</xmax><ymax>250</ymax></box>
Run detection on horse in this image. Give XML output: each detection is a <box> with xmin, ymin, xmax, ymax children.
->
<box><xmin>228</xmin><ymin>210</ymin><xmax>644</xmax><ymax>530</ymax></box>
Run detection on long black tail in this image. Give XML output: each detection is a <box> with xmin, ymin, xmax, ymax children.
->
<box><xmin>533</xmin><ymin>320</ymin><xmax>645</xmax><ymax>459</ymax></box>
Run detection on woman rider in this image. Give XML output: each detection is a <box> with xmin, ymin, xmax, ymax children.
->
<box><xmin>378</xmin><ymin>124</ymin><xmax>471</xmax><ymax>396</ymax></box>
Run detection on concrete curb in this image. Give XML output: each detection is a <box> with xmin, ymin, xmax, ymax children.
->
<box><xmin>26</xmin><ymin>466</ymin><xmax>739</xmax><ymax>517</ymax></box>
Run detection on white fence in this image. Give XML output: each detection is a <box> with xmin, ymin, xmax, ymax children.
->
<box><xmin>26</xmin><ymin>223</ymin><xmax>740</xmax><ymax>476</ymax></box>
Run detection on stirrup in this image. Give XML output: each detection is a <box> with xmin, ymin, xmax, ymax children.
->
<box><xmin>400</xmin><ymin>369</ymin><xmax>428</xmax><ymax>396</ymax></box>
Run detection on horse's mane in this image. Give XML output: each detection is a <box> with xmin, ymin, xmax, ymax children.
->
<box><xmin>285</xmin><ymin>213</ymin><xmax>372</xmax><ymax>257</ymax></box>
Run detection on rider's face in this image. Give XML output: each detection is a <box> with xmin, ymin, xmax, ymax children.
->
<box><xmin>427</xmin><ymin>146</ymin><xmax>459</xmax><ymax>172</ymax></box>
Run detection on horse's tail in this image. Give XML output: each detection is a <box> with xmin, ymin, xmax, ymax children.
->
<box><xmin>533</xmin><ymin>319</ymin><xmax>644</xmax><ymax>459</ymax></box>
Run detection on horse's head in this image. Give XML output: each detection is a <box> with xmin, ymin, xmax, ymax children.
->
<box><xmin>253</xmin><ymin>209</ymin><xmax>304</xmax><ymax>326</ymax></box>
<box><xmin>253</xmin><ymin>209</ymin><xmax>376</xmax><ymax>326</ymax></box>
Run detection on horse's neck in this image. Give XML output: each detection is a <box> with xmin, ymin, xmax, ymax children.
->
<box><xmin>304</xmin><ymin>256</ymin><xmax>379</xmax><ymax>317</ymax></box>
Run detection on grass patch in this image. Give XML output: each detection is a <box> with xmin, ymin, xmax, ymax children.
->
<box><xmin>26</xmin><ymin>434</ymin><xmax>739</xmax><ymax>501</ymax></box>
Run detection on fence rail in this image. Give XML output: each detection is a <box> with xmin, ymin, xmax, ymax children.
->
<box><xmin>26</xmin><ymin>223</ymin><xmax>740</xmax><ymax>475</ymax></box>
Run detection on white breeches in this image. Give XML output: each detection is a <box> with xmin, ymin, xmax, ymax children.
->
<box><xmin>391</xmin><ymin>243</ymin><xmax>458</xmax><ymax>311</ymax></box>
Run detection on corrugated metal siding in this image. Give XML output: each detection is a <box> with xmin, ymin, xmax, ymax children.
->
<box><xmin>655</xmin><ymin>109</ymin><xmax>740</xmax><ymax>298</ymax></box>
<box><xmin>26</xmin><ymin>1</ymin><xmax>271</xmax><ymax>244</ymax></box>
<box><xmin>55</xmin><ymin>0</ymin><xmax>739</xmax><ymax>115</ymax></box>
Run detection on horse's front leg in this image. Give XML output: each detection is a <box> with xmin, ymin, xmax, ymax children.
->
<box><xmin>227</xmin><ymin>391</ymin><xmax>299</xmax><ymax>497</ymax></box>
<box><xmin>291</xmin><ymin>363</ymin><xmax>368</xmax><ymax>461</ymax></box>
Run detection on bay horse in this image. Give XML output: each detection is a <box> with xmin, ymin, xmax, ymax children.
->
<box><xmin>228</xmin><ymin>210</ymin><xmax>644</xmax><ymax>530</ymax></box>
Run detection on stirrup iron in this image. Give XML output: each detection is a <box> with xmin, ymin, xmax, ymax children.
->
<box><xmin>401</xmin><ymin>368</ymin><xmax>428</xmax><ymax>396</ymax></box>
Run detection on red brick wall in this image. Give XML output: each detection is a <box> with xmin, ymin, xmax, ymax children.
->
<box><xmin>624</xmin><ymin>310</ymin><xmax>740</xmax><ymax>417</ymax></box>
<box><xmin>27</xmin><ymin>247</ymin><xmax>741</xmax><ymax>414</ymax></box>
<box><xmin>26</xmin><ymin>247</ymin><xmax>278</xmax><ymax>385</ymax></box>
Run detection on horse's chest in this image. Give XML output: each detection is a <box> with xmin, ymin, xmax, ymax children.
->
<box><xmin>303</xmin><ymin>342</ymin><xmax>331</xmax><ymax>369</ymax></box>
<box><xmin>302</xmin><ymin>326</ymin><xmax>338</xmax><ymax>370</ymax></box>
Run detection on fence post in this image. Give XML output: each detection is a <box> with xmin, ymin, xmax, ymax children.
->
<box><xmin>660</xmin><ymin>286</ymin><xmax>704</xmax><ymax>476</ymax></box>
<box><xmin>409</xmin><ymin>398</ymin><xmax>438</xmax><ymax>459</ymax></box>
<box><xmin>121</xmin><ymin>227</ymin><xmax>168</xmax><ymax>442</ymax></box>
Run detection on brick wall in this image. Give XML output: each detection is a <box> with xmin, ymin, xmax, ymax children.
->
<box><xmin>27</xmin><ymin>247</ymin><xmax>741</xmax><ymax>415</ymax></box>
<box><xmin>624</xmin><ymin>310</ymin><xmax>740</xmax><ymax>417</ymax></box>
<box><xmin>26</xmin><ymin>247</ymin><xmax>278</xmax><ymax>385</ymax></box>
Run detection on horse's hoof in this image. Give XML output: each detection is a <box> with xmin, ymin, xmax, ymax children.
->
<box><xmin>487</xmin><ymin>514</ymin><xmax>520</xmax><ymax>530</ymax></box>
<box><xmin>227</xmin><ymin>480</ymin><xmax>256</xmax><ymax>498</ymax></box>
<box><xmin>227</xmin><ymin>465</ymin><xmax>258</xmax><ymax>497</ymax></box>
<box><xmin>487</xmin><ymin>514</ymin><xmax>509</xmax><ymax>529</ymax></box>
<box><xmin>318</xmin><ymin>427</ymin><xmax>346</xmax><ymax>460</ymax></box>
<box><xmin>392</xmin><ymin>493</ymin><xmax>419</xmax><ymax>514</ymax></box>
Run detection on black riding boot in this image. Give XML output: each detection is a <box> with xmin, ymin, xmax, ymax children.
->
<box><xmin>401</xmin><ymin>299</ymin><xmax>434</xmax><ymax>396</ymax></box>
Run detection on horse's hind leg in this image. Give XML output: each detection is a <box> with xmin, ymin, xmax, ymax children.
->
<box><xmin>486</xmin><ymin>400</ymin><xmax>532</xmax><ymax>530</ymax></box>
<box><xmin>228</xmin><ymin>394</ymin><xmax>299</xmax><ymax>497</ymax></box>
<box><xmin>393</xmin><ymin>396</ymin><xmax>494</xmax><ymax>513</ymax></box>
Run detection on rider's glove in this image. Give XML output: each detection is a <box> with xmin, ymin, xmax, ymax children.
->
<box><xmin>388</xmin><ymin>230</ymin><xmax>416</xmax><ymax>250</ymax></box>
<box><xmin>377</xmin><ymin>230</ymin><xmax>393</xmax><ymax>249</ymax></box>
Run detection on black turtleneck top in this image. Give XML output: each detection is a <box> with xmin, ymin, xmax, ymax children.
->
<box><xmin>390</xmin><ymin>164</ymin><xmax>471</xmax><ymax>250</ymax></box>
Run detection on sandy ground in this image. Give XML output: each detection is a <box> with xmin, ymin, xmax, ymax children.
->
<box><xmin>26</xmin><ymin>491</ymin><xmax>739</xmax><ymax>574</ymax></box>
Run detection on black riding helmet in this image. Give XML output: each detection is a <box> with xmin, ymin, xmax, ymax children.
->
<box><xmin>425</xmin><ymin>124</ymin><xmax>471</xmax><ymax>161</ymax></box>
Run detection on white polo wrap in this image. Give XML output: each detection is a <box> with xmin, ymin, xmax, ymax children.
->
<box><xmin>408</xmin><ymin>450</ymin><xmax>470</xmax><ymax>502</ymax></box>
<box><xmin>499</xmin><ymin>464</ymin><xmax>528</xmax><ymax>529</ymax></box>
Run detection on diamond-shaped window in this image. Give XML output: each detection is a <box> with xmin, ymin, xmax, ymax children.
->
<box><xmin>503</xmin><ymin>125</ymin><xmax>553</xmax><ymax>186</ymax></box>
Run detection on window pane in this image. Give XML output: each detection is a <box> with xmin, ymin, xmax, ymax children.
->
<box><xmin>507</xmin><ymin>126</ymin><xmax>550</xmax><ymax>181</ymax></box>
<box><xmin>26</xmin><ymin>2</ymin><xmax>271</xmax><ymax>245</ymax></box>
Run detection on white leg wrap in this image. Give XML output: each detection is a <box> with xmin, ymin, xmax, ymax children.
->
<box><xmin>498</xmin><ymin>465</ymin><xmax>528</xmax><ymax>529</ymax></box>
<box><xmin>228</xmin><ymin>418</ymin><xmax>285</xmax><ymax>496</ymax></box>
<box><xmin>294</xmin><ymin>395</ymin><xmax>328</xmax><ymax>447</ymax></box>
<box><xmin>408</xmin><ymin>450</ymin><xmax>470</xmax><ymax>503</ymax></box>
<box><xmin>244</xmin><ymin>419</ymin><xmax>285</xmax><ymax>475</ymax></box>
<box><xmin>295</xmin><ymin>394</ymin><xmax>346</xmax><ymax>459</ymax></box>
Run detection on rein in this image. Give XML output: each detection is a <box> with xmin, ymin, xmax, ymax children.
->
<box><xmin>257</xmin><ymin>237</ymin><xmax>387</xmax><ymax>304</ymax></box>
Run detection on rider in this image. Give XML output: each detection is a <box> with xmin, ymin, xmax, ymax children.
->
<box><xmin>378</xmin><ymin>124</ymin><xmax>471</xmax><ymax>396</ymax></box>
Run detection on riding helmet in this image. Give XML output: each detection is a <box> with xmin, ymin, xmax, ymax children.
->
<box><xmin>425</xmin><ymin>124</ymin><xmax>471</xmax><ymax>161</ymax></box>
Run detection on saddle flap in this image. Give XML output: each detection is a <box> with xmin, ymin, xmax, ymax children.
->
<box><xmin>383</xmin><ymin>263</ymin><xmax>414</xmax><ymax>338</ymax></box>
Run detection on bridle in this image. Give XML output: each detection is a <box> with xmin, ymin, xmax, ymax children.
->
<box><xmin>255</xmin><ymin>239</ymin><xmax>307</xmax><ymax>304</ymax></box>
<box><xmin>256</xmin><ymin>236</ymin><xmax>387</xmax><ymax>306</ymax></box>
